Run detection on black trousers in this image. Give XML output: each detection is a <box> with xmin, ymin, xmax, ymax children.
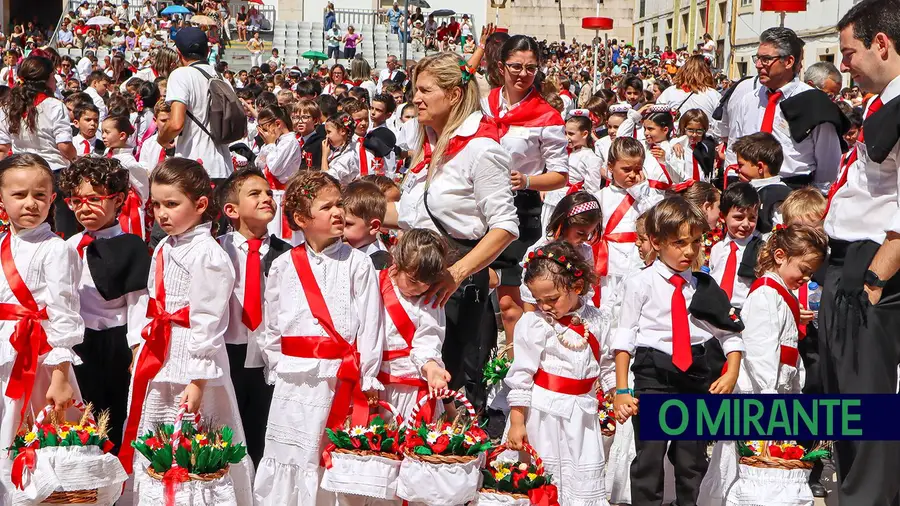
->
<box><xmin>498</xmin><ymin>190</ymin><xmax>543</xmax><ymax>286</ymax></box>
<box><xmin>72</xmin><ymin>326</ymin><xmax>132</xmax><ymax>452</ymax></box>
<box><xmin>631</xmin><ymin>346</ymin><xmax>711</xmax><ymax>506</ymax></box>
<box><xmin>443</xmin><ymin>269</ymin><xmax>491</xmax><ymax>411</ymax></box>
<box><xmin>226</xmin><ymin>343</ymin><xmax>274</xmax><ymax>468</ymax></box>
<box><xmin>52</xmin><ymin>168</ymin><xmax>79</xmax><ymax>239</ymax></box>
<box><xmin>820</xmin><ymin>243</ymin><xmax>900</xmax><ymax>506</ymax></box>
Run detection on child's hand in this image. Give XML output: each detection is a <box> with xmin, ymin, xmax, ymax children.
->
<box><xmin>46</xmin><ymin>367</ymin><xmax>74</xmax><ymax>417</ymax></box>
<box><xmin>364</xmin><ymin>389</ymin><xmax>380</xmax><ymax>406</ymax></box>
<box><xmin>613</xmin><ymin>392</ymin><xmax>639</xmax><ymax>422</ymax></box>
<box><xmin>709</xmin><ymin>372</ymin><xmax>738</xmax><ymax>394</ymax></box>
<box><xmin>650</xmin><ymin>146</ymin><xmax>665</xmax><ymax>162</ymax></box>
<box><xmin>510</xmin><ymin>170</ymin><xmax>526</xmax><ymax>190</ymax></box>
<box><xmin>799</xmin><ymin>308</ymin><xmax>815</xmax><ymax>325</ymax></box>
<box><xmin>506</xmin><ymin>421</ymin><xmax>528</xmax><ymax>450</ymax></box>
<box><xmin>422</xmin><ymin>361</ymin><xmax>451</xmax><ymax>395</ymax></box>
<box><xmin>179</xmin><ymin>380</ymin><xmax>206</xmax><ymax>413</ymax></box>
<box><xmin>672</xmin><ymin>143</ymin><xmax>685</xmax><ymax>159</ymax></box>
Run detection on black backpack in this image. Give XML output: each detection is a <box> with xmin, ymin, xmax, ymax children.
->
<box><xmin>186</xmin><ymin>62</ymin><xmax>247</xmax><ymax>145</ymax></box>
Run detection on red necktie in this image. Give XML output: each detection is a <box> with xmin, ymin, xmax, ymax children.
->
<box><xmin>76</xmin><ymin>233</ymin><xmax>94</xmax><ymax>258</ymax></box>
<box><xmin>358</xmin><ymin>138</ymin><xmax>368</xmax><ymax>176</ymax></box>
<box><xmin>825</xmin><ymin>96</ymin><xmax>883</xmax><ymax>216</ymax></box>
<box><xmin>669</xmin><ymin>274</ymin><xmax>693</xmax><ymax>372</ymax></box>
<box><xmin>241</xmin><ymin>238</ymin><xmax>263</xmax><ymax>331</ymax></box>
<box><xmin>158</xmin><ymin>147</ymin><xmax>166</xmax><ymax>165</ymax></box>
<box><xmin>6</xmin><ymin>69</ymin><xmax>13</xmax><ymax>87</ymax></box>
<box><xmin>720</xmin><ymin>241</ymin><xmax>739</xmax><ymax>300</ymax></box>
<box><xmin>760</xmin><ymin>89</ymin><xmax>783</xmax><ymax>133</ymax></box>
<box><xmin>691</xmin><ymin>143</ymin><xmax>700</xmax><ymax>180</ymax></box>
<box><xmin>106</xmin><ymin>150</ymin><xmax>114</xmax><ymax>159</ymax></box>
<box><xmin>82</xmin><ymin>139</ymin><xmax>91</xmax><ymax>155</ymax></box>
<box><xmin>857</xmin><ymin>96</ymin><xmax>883</xmax><ymax>143</ymax></box>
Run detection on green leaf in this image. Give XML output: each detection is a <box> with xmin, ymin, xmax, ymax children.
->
<box><xmin>481</xmin><ymin>469</ymin><xmax>496</xmax><ymax>488</ymax></box>
<box><xmin>132</xmin><ymin>441</ymin><xmax>154</xmax><ymax>462</ymax></box>
<box><xmin>44</xmin><ymin>433</ymin><xmax>59</xmax><ymax>446</ymax></box>
<box><xmin>417</xmin><ymin>422</ymin><xmax>428</xmax><ymax>439</ymax></box>
<box><xmin>151</xmin><ymin>446</ymin><xmax>172</xmax><ymax>473</ymax></box>
<box><xmin>221</xmin><ymin>426</ymin><xmax>234</xmax><ymax>444</ymax></box>
<box><xmin>228</xmin><ymin>444</ymin><xmax>247</xmax><ymax>463</ymax></box>
<box><xmin>414</xmin><ymin>446</ymin><xmax>433</xmax><ymax>456</ymax></box>
<box><xmin>380</xmin><ymin>437</ymin><xmax>395</xmax><ymax>453</ymax></box>
<box><xmin>196</xmin><ymin>446</ymin><xmax>211</xmax><ymax>474</ymax></box>
<box><xmin>208</xmin><ymin>448</ymin><xmax>223</xmax><ymax>471</ymax></box>
<box><xmin>175</xmin><ymin>445</ymin><xmax>192</xmax><ymax>470</ymax></box>
<box><xmin>736</xmin><ymin>441</ymin><xmax>755</xmax><ymax>457</ymax></box>
<box><xmin>326</xmin><ymin>429</ymin><xmax>342</xmax><ymax>446</ymax></box>
<box><xmin>800</xmin><ymin>449</ymin><xmax>831</xmax><ymax>461</ymax></box>
<box><xmin>448</xmin><ymin>434</ymin><xmax>464</xmax><ymax>455</ymax></box>
<box><xmin>370</xmin><ymin>416</ymin><xmax>385</xmax><ymax>427</ymax></box>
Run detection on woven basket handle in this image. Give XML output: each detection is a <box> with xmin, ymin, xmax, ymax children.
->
<box><xmin>486</xmin><ymin>442</ymin><xmax>544</xmax><ymax>475</ymax></box>
<box><xmin>371</xmin><ymin>399</ymin><xmax>404</xmax><ymax>429</ymax></box>
<box><xmin>33</xmin><ymin>400</ymin><xmax>93</xmax><ymax>429</ymax></box>
<box><xmin>169</xmin><ymin>404</ymin><xmax>201</xmax><ymax>469</ymax></box>
<box><xmin>407</xmin><ymin>388</ymin><xmax>476</xmax><ymax>427</ymax></box>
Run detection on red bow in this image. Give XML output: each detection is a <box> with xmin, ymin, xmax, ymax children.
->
<box><xmin>322</xmin><ymin>442</ymin><xmax>337</xmax><ymax>469</ymax></box>
<box><xmin>162</xmin><ymin>466</ymin><xmax>190</xmax><ymax>506</ymax></box>
<box><xmin>671</xmin><ymin>179</ymin><xmax>695</xmax><ymax>193</ymax></box>
<box><xmin>774</xmin><ymin>223</ymin><xmax>787</xmax><ymax>232</ymax></box>
<box><xmin>11</xmin><ymin>447</ymin><xmax>37</xmax><ymax>490</ymax></box>
<box><xmin>528</xmin><ymin>484</ymin><xmax>560</xmax><ymax>506</ymax></box>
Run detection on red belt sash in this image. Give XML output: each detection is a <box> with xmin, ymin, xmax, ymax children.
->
<box><xmin>749</xmin><ymin>277</ymin><xmax>800</xmax><ymax>367</ymax></box>
<box><xmin>118</xmin><ymin>187</ymin><xmax>143</xmax><ymax>239</ymax></box>
<box><xmin>0</xmin><ymin>234</ymin><xmax>50</xmax><ymax>425</ymax></box>
<box><xmin>119</xmin><ymin>248</ymin><xmax>191</xmax><ymax>474</ymax></box>
<box><xmin>797</xmin><ymin>282</ymin><xmax>808</xmax><ymax>341</ymax></box>
<box><xmin>265</xmin><ymin>167</ymin><xmax>292</xmax><ymax>241</ymax></box>
<box><xmin>649</xmin><ymin>148</ymin><xmax>674</xmax><ymax>190</ymax></box>
<box><xmin>285</xmin><ymin>244</ymin><xmax>368</xmax><ymax>429</ymax></box>
<box><xmin>533</xmin><ymin>316</ymin><xmax>602</xmax><ymax>395</ymax></box>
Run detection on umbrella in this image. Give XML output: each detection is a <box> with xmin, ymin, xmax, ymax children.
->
<box><xmin>302</xmin><ymin>50</ymin><xmax>329</xmax><ymax>61</ymax></box>
<box><xmin>408</xmin><ymin>0</ymin><xmax>431</xmax><ymax>8</ymax></box>
<box><xmin>190</xmin><ymin>15</ymin><xmax>216</xmax><ymax>26</ymax></box>
<box><xmin>430</xmin><ymin>9</ymin><xmax>455</xmax><ymax>17</ymax></box>
<box><xmin>160</xmin><ymin>5</ymin><xmax>191</xmax><ymax>15</ymax></box>
<box><xmin>85</xmin><ymin>15</ymin><xmax>114</xmax><ymax>26</ymax></box>
<box><xmin>247</xmin><ymin>0</ymin><xmax>264</xmax><ymax>4</ymax></box>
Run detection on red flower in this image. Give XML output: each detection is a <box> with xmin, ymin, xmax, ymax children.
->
<box><xmin>367</xmin><ymin>433</ymin><xmax>382</xmax><ymax>451</ymax></box>
<box><xmin>783</xmin><ymin>446</ymin><xmax>804</xmax><ymax>460</ymax></box>
<box><xmin>468</xmin><ymin>427</ymin><xmax>488</xmax><ymax>442</ymax></box>
<box><xmin>350</xmin><ymin>437</ymin><xmax>362</xmax><ymax>449</ymax></box>
<box><xmin>180</xmin><ymin>437</ymin><xmax>192</xmax><ymax>451</ymax></box>
<box><xmin>78</xmin><ymin>432</ymin><xmax>90</xmax><ymax>445</ymax></box>
<box><xmin>768</xmin><ymin>445</ymin><xmax>783</xmax><ymax>458</ymax></box>
<box><xmin>431</xmin><ymin>435</ymin><xmax>450</xmax><ymax>454</ymax></box>
<box><xmin>512</xmin><ymin>469</ymin><xmax>527</xmax><ymax>488</ymax></box>
<box><xmin>102</xmin><ymin>440</ymin><xmax>115</xmax><ymax>453</ymax></box>
<box><xmin>146</xmin><ymin>437</ymin><xmax>163</xmax><ymax>450</ymax></box>
<box><xmin>44</xmin><ymin>426</ymin><xmax>57</xmax><ymax>436</ymax></box>
<box><xmin>558</xmin><ymin>255</ymin><xmax>567</xmax><ymax>263</ymax></box>
<box><xmin>574</xmin><ymin>269</ymin><xmax>583</xmax><ymax>277</ymax></box>
<box><xmin>406</xmin><ymin>435</ymin><xmax>425</xmax><ymax>449</ymax></box>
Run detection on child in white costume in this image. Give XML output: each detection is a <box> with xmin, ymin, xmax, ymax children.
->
<box><xmin>254</xmin><ymin>171</ymin><xmax>385</xmax><ymax>506</ymax></box>
<box><xmin>505</xmin><ymin>240</ymin><xmax>615</xmax><ymax>506</ymax></box>
<box><xmin>257</xmin><ymin>105</ymin><xmax>303</xmax><ymax>242</ymax></box>
<box><xmin>698</xmin><ymin>225</ymin><xmax>825</xmax><ymax>505</ymax></box>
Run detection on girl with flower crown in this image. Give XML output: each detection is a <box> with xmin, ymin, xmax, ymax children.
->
<box><xmin>322</xmin><ymin>112</ymin><xmax>360</xmax><ymax>185</ymax></box>
<box><xmin>505</xmin><ymin>239</ymin><xmax>614</xmax><ymax>506</ymax></box>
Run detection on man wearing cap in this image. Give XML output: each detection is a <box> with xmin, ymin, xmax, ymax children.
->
<box><xmin>158</xmin><ymin>27</ymin><xmax>234</xmax><ymax>180</ymax></box>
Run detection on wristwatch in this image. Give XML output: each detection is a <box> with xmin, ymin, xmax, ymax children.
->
<box><xmin>865</xmin><ymin>269</ymin><xmax>889</xmax><ymax>289</ymax></box>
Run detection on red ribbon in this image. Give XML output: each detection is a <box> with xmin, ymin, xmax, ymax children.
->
<box><xmin>410</xmin><ymin>118</ymin><xmax>499</xmax><ymax>174</ymax></box>
<box><xmin>322</xmin><ymin>442</ymin><xmax>337</xmax><ymax>469</ymax></box>
<box><xmin>592</xmin><ymin>193</ymin><xmax>637</xmax><ymax>278</ymax></box>
<box><xmin>11</xmin><ymin>447</ymin><xmax>37</xmax><ymax>490</ymax></box>
<box><xmin>0</xmin><ymin>234</ymin><xmax>51</xmax><ymax>425</ymax></box>
<box><xmin>528</xmin><ymin>484</ymin><xmax>560</xmax><ymax>506</ymax></box>
<box><xmin>748</xmin><ymin>276</ymin><xmax>802</xmax><ymax>367</ymax></box>
<box><xmin>118</xmin><ymin>187</ymin><xmax>143</xmax><ymax>239</ymax></box>
<box><xmin>265</xmin><ymin>166</ymin><xmax>292</xmax><ymax>241</ymax></box>
<box><xmin>118</xmin><ymin>249</ymin><xmax>191</xmax><ymax>474</ymax></box>
<box><xmin>487</xmin><ymin>87</ymin><xmax>565</xmax><ymax>137</ymax></box>
<box><xmin>162</xmin><ymin>466</ymin><xmax>190</xmax><ymax>506</ymax></box>
<box><xmin>358</xmin><ymin>138</ymin><xmax>369</xmax><ymax>176</ymax></box>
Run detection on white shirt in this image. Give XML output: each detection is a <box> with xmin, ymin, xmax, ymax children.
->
<box><xmin>657</xmin><ymin>86</ymin><xmax>722</xmax><ymax>136</ymax></box>
<box><xmin>138</xmin><ymin>133</ymin><xmax>165</xmax><ymax>170</ymax></box>
<box><xmin>77</xmin><ymin>57</ymin><xmax>93</xmax><ymax>83</ymax></box>
<box><xmin>325</xmin><ymin>142</ymin><xmax>359</xmax><ymax>185</ymax></box>
<box><xmin>594</xmin><ymin>135</ymin><xmax>613</xmax><ymax>180</ymax></box>
<box><xmin>708</xmin><ymin>232</ymin><xmax>758</xmax><ymax>309</ymax></box>
<box><xmin>360</xmin><ymin>79</ymin><xmax>377</xmax><ymax>103</ymax></box>
<box><xmin>481</xmin><ymin>89</ymin><xmax>569</xmax><ymax>177</ymax></box>
<box><xmin>505</xmin><ymin>304</ymin><xmax>615</xmax><ymax>417</ymax></box>
<box><xmin>718</xmin><ymin>77</ymin><xmax>760</xmax><ymax>151</ymax></box>
<box><xmin>597</xmin><ymin>182</ymin><xmax>663</xmax><ymax>276</ymax></box>
<box><xmin>731</xmin><ymin>79</ymin><xmax>841</xmax><ymax>184</ymax></box>
<box><xmin>612</xmin><ymin>259</ymin><xmax>744</xmax><ymax>357</ymax></box>
<box><xmin>616</xmin><ymin>107</ymin><xmax>647</xmax><ymax>142</ymax></box>
<box><xmin>737</xmin><ymin>272</ymin><xmax>803</xmax><ymax>394</ymax></box>
<box><xmin>567</xmin><ymin>146</ymin><xmax>602</xmax><ymax>188</ymax></box>
<box><xmin>85</xmin><ymin>86</ymin><xmax>108</xmax><ymax>121</ymax></box>
<box><xmin>380</xmin><ymin>271</ymin><xmax>445</xmax><ymax>379</ymax></box>
<box><xmin>258</xmin><ymin>132</ymin><xmax>302</xmax><ymax>184</ymax></box>
<box><xmin>67</xmin><ymin>225</ymin><xmax>148</xmax><ymax>347</ymax></box>
<box><xmin>0</xmin><ymin>67</ymin><xmax>16</xmax><ymax>87</ymax></box>
<box><xmin>73</xmin><ymin>133</ymin><xmax>98</xmax><ymax>156</ymax></box>
<box><xmin>377</xmin><ymin>67</ymin><xmax>401</xmax><ymax>94</ymax></box>
<box><xmin>641</xmin><ymin>138</ymin><xmax>690</xmax><ymax>186</ymax></box>
<box><xmin>108</xmin><ymin>147</ymin><xmax>150</xmax><ymax>202</ymax></box>
<box><xmin>825</xmin><ymin>80</ymin><xmax>900</xmax><ymax>243</ymax></box>
<box><xmin>0</xmin><ymin>224</ymin><xmax>84</xmax><ymax>369</ymax></box>
<box><xmin>219</xmin><ymin>231</ymin><xmax>277</xmax><ymax>368</ymax></box>
<box><xmin>0</xmin><ymin>96</ymin><xmax>73</xmax><ymax>170</ymax></box>
<box><xmin>262</xmin><ymin>239</ymin><xmax>385</xmax><ymax>391</ymax></box>
<box><xmin>397</xmin><ymin>111</ymin><xmax>519</xmax><ymax>240</ymax></box>
<box><xmin>142</xmin><ymin>223</ymin><xmax>234</xmax><ymax>384</ymax></box>
<box><xmin>135</xmin><ymin>66</ymin><xmax>158</xmax><ymax>83</ymax></box>
<box><xmin>165</xmin><ymin>62</ymin><xmax>235</xmax><ymax>178</ymax></box>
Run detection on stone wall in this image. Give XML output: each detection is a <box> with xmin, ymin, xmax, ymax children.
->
<box><xmin>494</xmin><ymin>0</ymin><xmax>633</xmax><ymax>44</ymax></box>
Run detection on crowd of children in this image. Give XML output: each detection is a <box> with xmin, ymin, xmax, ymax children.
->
<box><xmin>0</xmin><ymin>33</ymin><xmax>838</xmax><ymax>506</ymax></box>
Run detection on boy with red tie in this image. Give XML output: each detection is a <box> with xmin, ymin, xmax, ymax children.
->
<box><xmin>216</xmin><ymin>168</ymin><xmax>291</xmax><ymax>466</ymax></box>
<box><xmin>613</xmin><ymin>197</ymin><xmax>744</xmax><ymax>506</ymax></box>
<box><xmin>71</xmin><ymin>103</ymin><xmax>102</xmax><ymax>156</ymax></box>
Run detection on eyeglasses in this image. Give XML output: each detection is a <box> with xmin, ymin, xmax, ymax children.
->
<box><xmin>292</xmin><ymin>114</ymin><xmax>313</xmax><ymax>121</ymax></box>
<box><xmin>64</xmin><ymin>194</ymin><xmax>117</xmax><ymax>210</ymax></box>
<box><xmin>685</xmin><ymin>128</ymin><xmax>706</xmax><ymax>135</ymax></box>
<box><xmin>503</xmin><ymin>62</ymin><xmax>539</xmax><ymax>75</ymax></box>
<box><xmin>751</xmin><ymin>54</ymin><xmax>784</xmax><ymax>66</ymax></box>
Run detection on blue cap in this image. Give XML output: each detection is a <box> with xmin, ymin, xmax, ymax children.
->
<box><xmin>174</xmin><ymin>26</ymin><xmax>209</xmax><ymax>58</ymax></box>
<box><xmin>808</xmin><ymin>282</ymin><xmax>819</xmax><ymax>290</ymax></box>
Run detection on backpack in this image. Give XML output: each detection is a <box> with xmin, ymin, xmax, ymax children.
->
<box><xmin>185</xmin><ymin>62</ymin><xmax>247</xmax><ymax>145</ymax></box>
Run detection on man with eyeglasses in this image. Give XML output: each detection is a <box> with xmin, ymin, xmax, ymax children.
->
<box><xmin>376</xmin><ymin>55</ymin><xmax>399</xmax><ymax>94</ymax></box>
<box><xmin>727</xmin><ymin>27</ymin><xmax>842</xmax><ymax>191</ymax></box>
<box><xmin>821</xmin><ymin>1</ymin><xmax>900</xmax><ymax>505</ymax></box>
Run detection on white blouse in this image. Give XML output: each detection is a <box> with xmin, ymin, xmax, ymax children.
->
<box><xmin>505</xmin><ymin>303</ymin><xmax>615</xmax><ymax>418</ymax></box>
<box><xmin>144</xmin><ymin>223</ymin><xmax>235</xmax><ymax>384</ymax></box>
<box><xmin>138</xmin><ymin>133</ymin><xmax>165</xmax><ymax>171</ymax></box>
<box><xmin>568</xmin><ymin>146</ymin><xmax>603</xmax><ymax>188</ymax></box>
<box><xmin>0</xmin><ymin>224</ymin><xmax>84</xmax><ymax>368</ymax></box>
<box><xmin>737</xmin><ymin>272</ymin><xmax>802</xmax><ymax>394</ymax></box>
<box><xmin>641</xmin><ymin>138</ymin><xmax>690</xmax><ymax>186</ymax></box>
<box><xmin>597</xmin><ymin>182</ymin><xmax>663</xmax><ymax>276</ymax></box>
<box><xmin>262</xmin><ymin>239</ymin><xmax>385</xmax><ymax>391</ymax></box>
<box><xmin>67</xmin><ymin>225</ymin><xmax>148</xmax><ymax>348</ymax></box>
<box><xmin>325</xmin><ymin>142</ymin><xmax>360</xmax><ymax>185</ymax></box>
<box><xmin>258</xmin><ymin>132</ymin><xmax>302</xmax><ymax>185</ymax></box>
<box><xmin>0</xmin><ymin>97</ymin><xmax>74</xmax><ymax>170</ymax></box>
<box><xmin>397</xmin><ymin>111</ymin><xmax>519</xmax><ymax>240</ymax></box>
<box><xmin>108</xmin><ymin>148</ymin><xmax>151</xmax><ymax>202</ymax></box>
<box><xmin>380</xmin><ymin>273</ymin><xmax>445</xmax><ymax>379</ymax></box>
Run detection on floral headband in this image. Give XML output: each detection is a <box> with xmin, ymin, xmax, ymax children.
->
<box><xmin>773</xmin><ymin>223</ymin><xmax>787</xmax><ymax>233</ymax></box>
<box><xmin>567</xmin><ymin>200</ymin><xmax>599</xmax><ymax>218</ymax></box>
<box><xmin>524</xmin><ymin>248</ymin><xmax>584</xmax><ymax>278</ymax></box>
<box><xmin>338</xmin><ymin>115</ymin><xmax>356</xmax><ymax>132</ymax></box>
<box><xmin>459</xmin><ymin>60</ymin><xmax>476</xmax><ymax>85</ymax></box>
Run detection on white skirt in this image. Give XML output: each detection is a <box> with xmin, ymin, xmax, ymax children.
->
<box><xmin>725</xmin><ymin>465</ymin><xmax>813</xmax><ymax>506</ymax></box>
<box><xmin>380</xmin><ymin>383</ymin><xmax>444</xmax><ymax>424</ymax></box>
<box><xmin>698</xmin><ymin>440</ymin><xmax>740</xmax><ymax>506</ymax></box>
<box><xmin>254</xmin><ymin>371</ymin><xmax>337</xmax><ymax>506</ymax></box>
<box><xmin>604</xmin><ymin>416</ymin><xmax>677</xmax><ymax>505</ymax></box>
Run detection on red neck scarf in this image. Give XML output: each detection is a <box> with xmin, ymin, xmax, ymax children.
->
<box><xmin>487</xmin><ymin>87</ymin><xmax>565</xmax><ymax>137</ymax></box>
<box><xmin>410</xmin><ymin>117</ymin><xmax>500</xmax><ymax>174</ymax></box>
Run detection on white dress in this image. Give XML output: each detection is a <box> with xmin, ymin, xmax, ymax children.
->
<box><xmin>699</xmin><ymin>272</ymin><xmax>805</xmax><ymax>506</ymax></box>
<box><xmin>0</xmin><ymin>225</ymin><xmax>85</xmax><ymax>503</ymax></box>
<box><xmin>504</xmin><ymin>304</ymin><xmax>614</xmax><ymax>506</ymax></box>
<box><xmin>254</xmin><ymin>240</ymin><xmax>385</xmax><ymax>506</ymax></box>
<box><xmin>123</xmin><ymin>223</ymin><xmax>254</xmax><ymax>506</ymax></box>
<box><xmin>259</xmin><ymin>132</ymin><xmax>303</xmax><ymax>241</ymax></box>
<box><xmin>542</xmin><ymin>147</ymin><xmax>604</xmax><ymax>232</ymax></box>
<box><xmin>326</xmin><ymin>142</ymin><xmax>361</xmax><ymax>185</ymax></box>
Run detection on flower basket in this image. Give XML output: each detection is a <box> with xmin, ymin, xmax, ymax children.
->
<box><xmin>725</xmin><ymin>442</ymin><xmax>830</xmax><ymax>506</ymax></box>
<box><xmin>485</xmin><ymin>345</ymin><xmax>512</xmax><ymax>413</ymax></box>
<box><xmin>476</xmin><ymin>443</ymin><xmax>558</xmax><ymax>506</ymax></box>
<box><xmin>321</xmin><ymin>400</ymin><xmax>405</xmax><ymax>500</ymax></box>
<box><xmin>132</xmin><ymin>405</ymin><xmax>247</xmax><ymax>506</ymax></box>
<box><xmin>597</xmin><ymin>395</ymin><xmax>616</xmax><ymax>437</ymax></box>
<box><xmin>397</xmin><ymin>389</ymin><xmax>491</xmax><ymax>506</ymax></box>
<box><xmin>6</xmin><ymin>401</ymin><xmax>126</xmax><ymax>506</ymax></box>
<box><xmin>736</xmin><ymin>441</ymin><xmax>829</xmax><ymax>470</ymax></box>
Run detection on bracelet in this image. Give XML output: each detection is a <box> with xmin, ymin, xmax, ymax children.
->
<box><xmin>615</xmin><ymin>388</ymin><xmax>634</xmax><ymax>396</ymax></box>
<box><xmin>524</xmin><ymin>174</ymin><xmax>530</xmax><ymax>190</ymax></box>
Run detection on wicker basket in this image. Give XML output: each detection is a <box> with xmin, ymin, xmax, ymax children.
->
<box><xmin>397</xmin><ymin>389</ymin><xmax>485</xmax><ymax>506</ymax></box>
<box><xmin>476</xmin><ymin>443</ymin><xmax>551</xmax><ymax>506</ymax></box>
<box><xmin>738</xmin><ymin>443</ymin><xmax>813</xmax><ymax>470</ymax></box>
<box><xmin>321</xmin><ymin>400</ymin><xmax>405</xmax><ymax>500</ymax></box>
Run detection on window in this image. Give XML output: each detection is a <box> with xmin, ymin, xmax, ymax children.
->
<box><xmin>666</xmin><ymin>33</ymin><xmax>672</xmax><ymax>47</ymax></box>
<box><xmin>651</xmin><ymin>36</ymin><xmax>658</xmax><ymax>49</ymax></box>
<box><xmin>819</xmin><ymin>54</ymin><xmax>835</xmax><ymax>63</ymax></box>
<box><xmin>741</xmin><ymin>0</ymin><xmax>752</xmax><ymax>6</ymax></box>
<box><xmin>639</xmin><ymin>0</ymin><xmax>646</xmax><ymax>18</ymax></box>
<box><xmin>698</xmin><ymin>9</ymin><xmax>706</xmax><ymax>34</ymax></box>
<box><xmin>718</xmin><ymin>2</ymin><xmax>727</xmax><ymax>37</ymax></box>
<box><xmin>738</xmin><ymin>61</ymin><xmax>748</xmax><ymax>76</ymax></box>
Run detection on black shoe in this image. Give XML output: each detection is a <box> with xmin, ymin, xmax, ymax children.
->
<box><xmin>810</xmin><ymin>482</ymin><xmax>828</xmax><ymax>498</ymax></box>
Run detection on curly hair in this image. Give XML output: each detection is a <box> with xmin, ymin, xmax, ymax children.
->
<box><xmin>282</xmin><ymin>171</ymin><xmax>341</xmax><ymax>231</ymax></box>
<box><xmin>756</xmin><ymin>224</ymin><xmax>828</xmax><ymax>278</ymax></box>
<box><xmin>59</xmin><ymin>156</ymin><xmax>131</xmax><ymax>198</ymax></box>
<box><xmin>523</xmin><ymin>239</ymin><xmax>597</xmax><ymax>296</ymax></box>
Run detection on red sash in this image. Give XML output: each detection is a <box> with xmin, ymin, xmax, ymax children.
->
<box><xmin>410</xmin><ymin>118</ymin><xmax>500</xmax><ymax>174</ymax></box>
<box><xmin>358</xmin><ymin>138</ymin><xmax>369</xmax><ymax>176</ymax></box>
<box><xmin>748</xmin><ymin>277</ymin><xmax>800</xmax><ymax>367</ymax></box>
<box><xmin>118</xmin><ymin>187</ymin><xmax>143</xmax><ymax>239</ymax></box>
<box><xmin>282</xmin><ymin>244</ymin><xmax>369</xmax><ymax>429</ymax></box>
<box><xmin>0</xmin><ymin>234</ymin><xmax>50</xmax><ymax>425</ymax></box>
<box><xmin>487</xmin><ymin>87</ymin><xmax>565</xmax><ymax>137</ymax></box>
<box><xmin>649</xmin><ymin>145</ymin><xmax>674</xmax><ymax>190</ymax></box>
<box><xmin>533</xmin><ymin>316</ymin><xmax>601</xmax><ymax>395</ymax></box>
<box><xmin>264</xmin><ymin>167</ymin><xmax>292</xmax><ymax>241</ymax></box>
<box><xmin>797</xmin><ymin>282</ymin><xmax>808</xmax><ymax>341</ymax></box>
<box><xmin>119</xmin><ymin>248</ymin><xmax>191</xmax><ymax>473</ymax></box>
<box><xmin>593</xmin><ymin>193</ymin><xmax>637</xmax><ymax>278</ymax></box>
